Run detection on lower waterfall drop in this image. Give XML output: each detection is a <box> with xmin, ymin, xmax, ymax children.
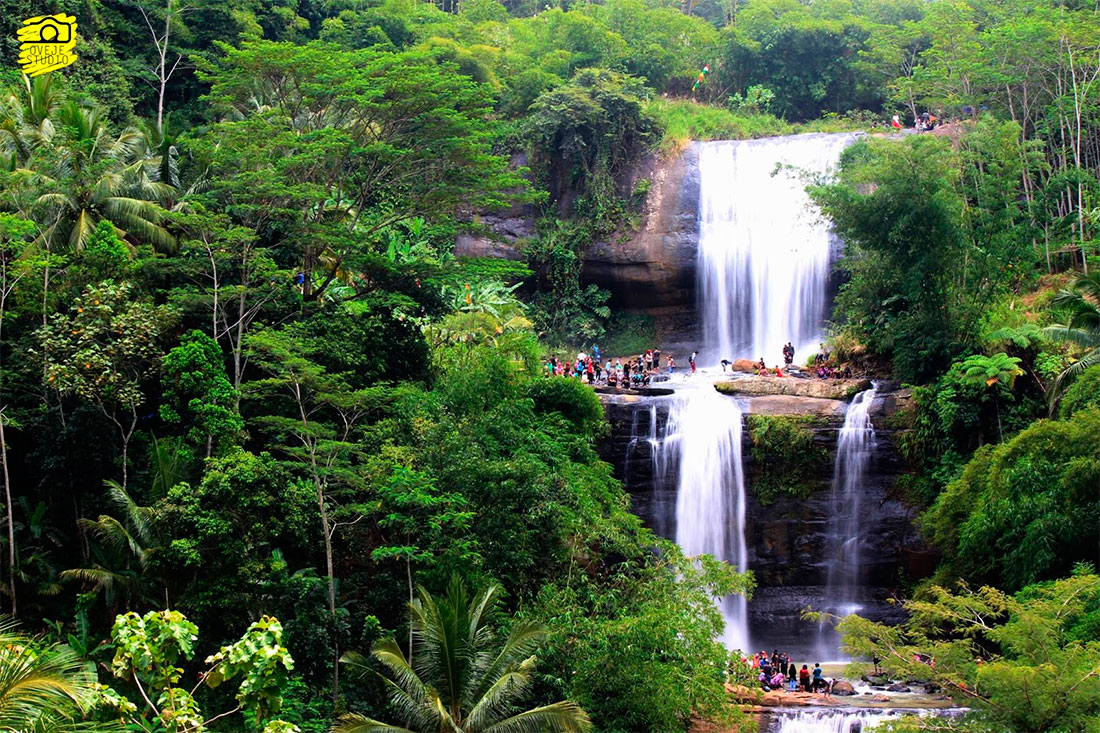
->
<box><xmin>771</xmin><ymin>708</ymin><xmax>919</xmax><ymax>733</ymax></box>
<box><xmin>656</xmin><ymin>388</ymin><xmax>750</xmax><ymax>651</ymax></box>
<box><xmin>818</xmin><ymin>386</ymin><xmax>878</xmax><ymax>659</ymax></box>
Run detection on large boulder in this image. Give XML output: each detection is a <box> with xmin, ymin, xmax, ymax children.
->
<box><xmin>887</xmin><ymin>683</ymin><xmax>912</xmax><ymax>693</ymax></box>
<box><xmin>730</xmin><ymin>358</ymin><xmax>758</xmax><ymax>373</ymax></box>
<box><xmin>831</xmin><ymin>681</ymin><xmax>857</xmax><ymax>696</ymax></box>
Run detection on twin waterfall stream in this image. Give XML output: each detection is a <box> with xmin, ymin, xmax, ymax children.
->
<box><xmin>627</xmin><ymin>132</ymin><xmax>903</xmax><ymax>729</ymax></box>
<box><xmin>611</xmin><ymin>133</ymin><xmax>958</xmax><ymax>730</ymax></box>
<box><xmin>669</xmin><ymin>133</ymin><xmax>868</xmax><ymax>654</ymax></box>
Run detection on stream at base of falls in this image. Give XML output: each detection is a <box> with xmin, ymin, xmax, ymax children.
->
<box><xmin>765</xmin><ymin>707</ymin><xmax>969</xmax><ymax>733</ymax></box>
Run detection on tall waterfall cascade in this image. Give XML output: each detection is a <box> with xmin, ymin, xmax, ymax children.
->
<box><xmin>818</xmin><ymin>386</ymin><xmax>878</xmax><ymax>658</ymax></box>
<box><xmin>697</xmin><ymin>133</ymin><xmax>858</xmax><ymax>365</ymax></box>
<box><xmin>622</xmin><ymin>132</ymin><xmax>864</xmax><ymax>654</ymax></box>
<box><xmin>639</xmin><ymin>389</ymin><xmax>750</xmax><ymax>651</ymax></box>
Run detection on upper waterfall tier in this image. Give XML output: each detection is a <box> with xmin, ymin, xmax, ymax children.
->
<box><xmin>697</xmin><ymin>133</ymin><xmax>859</xmax><ymax>366</ymax></box>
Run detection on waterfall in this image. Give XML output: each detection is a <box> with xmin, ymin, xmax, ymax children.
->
<box><xmin>652</xmin><ymin>389</ymin><xmax>750</xmax><ymax>651</ymax></box>
<box><xmin>818</xmin><ymin>386</ymin><xmax>878</xmax><ymax>658</ymax></box>
<box><xmin>770</xmin><ymin>708</ymin><xmax>923</xmax><ymax>733</ymax></box>
<box><xmin>697</xmin><ymin>133</ymin><xmax>858</xmax><ymax>366</ymax></box>
<box><xmin>622</xmin><ymin>133</ymin><xmax>863</xmax><ymax>654</ymax></box>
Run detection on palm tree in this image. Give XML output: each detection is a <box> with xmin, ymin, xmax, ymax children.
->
<box><xmin>0</xmin><ymin>74</ymin><xmax>64</xmax><ymax>169</ymax></box>
<box><xmin>60</xmin><ymin>480</ymin><xmax>161</xmax><ymax>611</ymax></box>
<box><xmin>336</xmin><ymin>579</ymin><xmax>591</xmax><ymax>733</ymax></box>
<box><xmin>27</xmin><ymin>101</ymin><xmax>176</xmax><ymax>252</ymax></box>
<box><xmin>1042</xmin><ymin>271</ymin><xmax>1100</xmax><ymax>407</ymax></box>
<box><xmin>0</xmin><ymin>617</ymin><xmax>97</xmax><ymax>729</ymax></box>
<box><xmin>60</xmin><ymin>437</ymin><xmax>184</xmax><ymax>612</ymax></box>
<box><xmin>426</xmin><ymin>281</ymin><xmax>533</xmax><ymax>347</ymax></box>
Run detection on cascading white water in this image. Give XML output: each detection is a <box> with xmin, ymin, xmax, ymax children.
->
<box><xmin>818</xmin><ymin>386</ymin><xmax>878</xmax><ymax>658</ymax></box>
<box><xmin>697</xmin><ymin>133</ymin><xmax>858</xmax><ymax>366</ymax></box>
<box><xmin>654</xmin><ymin>389</ymin><xmax>750</xmax><ymax>650</ymax></box>
<box><xmin>627</xmin><ymin>133</ymin><xmax>861</xmax><ymax>654</ymax></box>
<box><xmin>770</xmin><ymin>708</ymin><xmax>920</xmax><ymax>733</ymax></box>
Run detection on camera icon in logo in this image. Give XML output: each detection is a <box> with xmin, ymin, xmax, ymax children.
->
<box><xmin>20</xmin><ymin>15</ymin><xmax>74</xmax><ymax>43</ymax></box>
<box><xmin>17</xmin><ymin>13</ymin><xmax>79</xmax><ymax>77</ymax></box>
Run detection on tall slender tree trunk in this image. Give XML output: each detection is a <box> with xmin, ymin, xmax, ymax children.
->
<box><xmin>407</xmin><ymin>557</ymin><xmax>414</xmax><ymax>668</ymax></box>
<box><xmin>232</xmin><ymin>282</ymin><xmax>248</xmax><ymax>391</ymax></box>
<box><xmin>0</xmin><ymin>413</ymin><xmax>14</xmax><ymax>616</ymax></box>
<box><xmin>142</xmin><ymin>0</ymin><xmax>183</xmax><ymax>136</ymax></box>
<box><xmin>315</xmin><ymin>477</ymin><xmax>339</xmax><ymax>703</ymax></box>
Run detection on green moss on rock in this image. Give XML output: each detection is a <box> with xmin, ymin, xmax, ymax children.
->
<box><xmin>745</xmin><ymin>415</ymin><xmax>830</xmax><ymax>504</ymax></box>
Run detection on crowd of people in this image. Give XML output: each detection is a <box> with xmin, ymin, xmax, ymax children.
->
<box><xmin>543</xmin><ymin>346</ymin><xmax>673</xmax><ymax>389</ymax></box>
<box><xmin>747</xmin><ymin>342</ymin><xmax>855</xmax><ymax>380</ymax></box>
<box><xmin>739</xmin><ymin>650</ymin><xmax>834</xmax><ymax>694</ymax></box>
<box><xmin>890</xmin><ymin>111</ymin><xmax>940</xmax><ymax>132</ymax></box>
<box><xmin>544</xmin><ymin>341</ymin><xmax>857</xmax><ymax>386</ymax></box>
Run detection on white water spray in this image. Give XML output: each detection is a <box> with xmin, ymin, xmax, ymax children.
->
<box><xmin>654</xmin><ymin>388</ymin><xmax>750</xmax><ymax>650</ymax></box>
<box><xmin>818</xmin><ymin>386</ymin><xmax>878</xmax><ymax>658</ymax></box>
<box><xmin>771</xmin><ymin>708</ymin><xmax>938</xmax><ymax>733</ymax></box>
<box><xmin>697</xmin><ymin>133</ymin><xmax>858</xmax><ymax>366</ymax></box>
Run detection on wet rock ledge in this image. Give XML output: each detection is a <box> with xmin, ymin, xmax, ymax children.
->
<box><xmin>715</xmin><ymin>376</ymin><xmax>872</xmax><ymax>401</ymax></box>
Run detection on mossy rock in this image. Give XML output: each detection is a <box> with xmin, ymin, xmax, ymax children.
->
<box><xmin>745</xmin><ymin>415</ymin><xmax>830</xmax><ymax>504</ymax></box>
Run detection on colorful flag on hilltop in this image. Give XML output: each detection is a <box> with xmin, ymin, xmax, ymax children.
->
<box><xmin>691</xmin><ymin>63</ymin><xmax>711</xmax><ymax>92</ymax></box>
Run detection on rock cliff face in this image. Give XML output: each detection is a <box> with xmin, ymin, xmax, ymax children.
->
<box><xmin>580</xmin><ymin>145</ymin><xmax>701</xmax><ymax>342</ymax></box>
<box><xmin>600</xmin><ymin>390</ymin><xmax>916</xmax><ymax>585</ymax></box>
<box><xmin>452</xmin><ymin>147</ymin><xmax>704</xmax><ymax>346</ymax></box>
<box><xmin>454</xmin><ymin>153</ymin><xmax>536</xmax><ymax>262</ymax></box>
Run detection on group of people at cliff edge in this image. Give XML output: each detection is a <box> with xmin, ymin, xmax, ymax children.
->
<box><xmin>546</xmin><ymin>340</ymin><xmax>858</xmax><ymax>385</ymax></box>
<box><xmin>742</xmin><ymin>650</ymin><xmax>833</xmax><ymax>694</ymax></box>
<box><xmin>716</xmin><ymin>342</ymin><xmax>854</xmax><ymax>380</ymax></box>
<box><xmin>545</xmin><ymin>346</ymin><xmax>697</xmax><ymax>388</ymax></box>
<box><xmin>890</xmin><ymin>111</ymin><xmax>940</xmax><ymax>132</ymax></box>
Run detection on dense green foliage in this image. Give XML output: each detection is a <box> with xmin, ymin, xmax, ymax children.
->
<box><xmin>921</xmin><ymin>408</ymin><xmax>1100</xmax><ymax>591</ymax></box>
<box><xmin>1</xmin><ymin>0</ymin><xmax>1099</xmax><ymax>730</ymax></box>
<box><xmin>812</xmin><ymin>119</ymin><xmax>1037</xmax><ymax>384</ymax></box>
<box><xmin>745</xmin><ymin>415</ymin><xmax>829</xmax><ymax>503</ymax></box>
<box><xmin>835</xmin><ymin>570</ymin><xmax>1100</xmax><ymax>732</ymax></box>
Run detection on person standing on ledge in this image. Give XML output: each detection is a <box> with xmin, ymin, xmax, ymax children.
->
<box><xmin>667</xmin><ymin>355</ymin><xmax>675</xmax><ymax>374</ymax></box>
<box><xmin>689</xmin><ymin>351</ymin><xmax>697</xmax><ymax>374</ymax></box>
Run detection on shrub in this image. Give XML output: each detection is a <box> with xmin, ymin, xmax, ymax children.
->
<box><xmin>1059</xmin><ymin>365</ymin><xmax>1100</xmax><ymax>419</ymax></box>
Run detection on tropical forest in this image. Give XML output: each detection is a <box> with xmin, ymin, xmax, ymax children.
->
<box><xmin>0</xmin><ymin>0</ymin><xmax>1098</xmax><ymax>731</ymax></box>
